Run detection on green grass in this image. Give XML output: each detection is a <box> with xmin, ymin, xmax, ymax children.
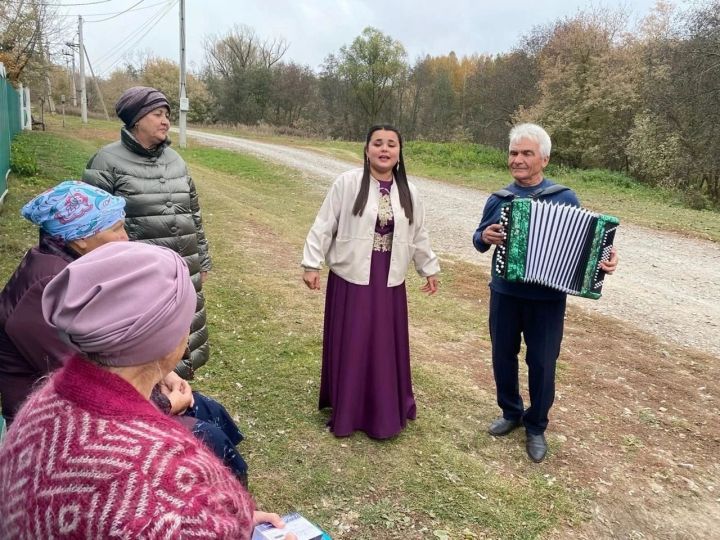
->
<box><xmin>1</xmin><ymin>125</ymin><xmax>584</xmax><ymax>538</ymax></box>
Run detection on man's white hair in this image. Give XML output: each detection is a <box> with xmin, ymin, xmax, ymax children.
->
<box><xmin>509</xmin><ymin>123</ymin><xmax>552</xmax><ymax>158</ymax></box>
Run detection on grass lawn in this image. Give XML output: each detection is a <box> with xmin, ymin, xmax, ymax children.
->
<box><xmin>2</xmin><ymin>117</ymin><xmax>718</xmax><ymax>539</ymax></box>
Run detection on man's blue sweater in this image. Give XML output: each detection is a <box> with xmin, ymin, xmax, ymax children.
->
<box><xmin>473</xmin><ymin>178</ymin><xmax>580</xmax><ymax>301</ymax></box>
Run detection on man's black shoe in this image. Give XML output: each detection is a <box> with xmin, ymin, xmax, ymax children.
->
<box><xmin>487</xmin><ymin>417</ymin><xmax>522</xmax><ymax>436</ymax></box>
<box><xmin>526</xmin><ymin>433</ymin><xmax>548</xmax><ymax>463</ymax></box>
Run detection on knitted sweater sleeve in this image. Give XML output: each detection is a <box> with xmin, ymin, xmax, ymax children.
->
<box><xmin>125</xmin><ymin>436</ymin><xmax>255</xmax><ymax>538</ymax></box>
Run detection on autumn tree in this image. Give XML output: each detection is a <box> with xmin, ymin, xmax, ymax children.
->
<box><xmin>409</xmin><ymin>52</ymin><xmax>467</xmax><ymax>140</ymax></box>
<box><xmin>518</xmin><ymin>8</ymin><xmax>640</xmax><ymax>169</ymax></box>
<box><xmin>683</xmin><ymin>0</ymin><xmax>720</xmax><ymax>203</ymax></box>
<box><xmin>626</xmin><ymin>1</ymin><xmax>681</xmax><ymax>188</ymax></box>
<box><xmin>403</xmin><ymin>55</ymin><xmax>433</xmax><ymax>138</ymax></box>
<box><xmin>465</xmin><ymin>51</ymin><xmax>540</xmax><ymax>148</ymax></box>
<box><xmin>1</xmin><ymin>0</ymin><xmax>74</xmax><ymax>93</ymax></box>
<box><xmin>141</xmin><ymin>58</ymin><xmax>213</xmax><ymax>123</ymax></box>
<box><xmin>267</xmin><ymin>62</ymin><xmax>317</xmax><ymax>128</ymax></box>
<box><xmin>335</xmin><ymin>27</ymin><xmax>408</xmax><ymax>127</ymax></box>
<box><xmin>317</xmin><ymin>53</ymin><xmax>356</xmax><ymax>138</ymax></box>
<box><xmin>98</xmin><ymin>59</ymin><xmax>212</xmax><ymax>123</ymax></box>
<box><xmin>630</xmin><ymin>0</ymin><xmax>720</xmax><ymax>205</ymax></box>
<box><xmin>99</xmin><ymin>64</ymin><xmax>141</xmax><ymax>111</ymax></box>
<box><xmin>202</xmin><ymin>24</ymin><xmax>288</xmax><ymax>124</ymax></box>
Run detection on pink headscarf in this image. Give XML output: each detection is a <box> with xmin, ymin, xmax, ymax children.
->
<box><xmin>41</xmin><ymin>242</ymin><xmax>196</xmax><ymax>366</ymax></box>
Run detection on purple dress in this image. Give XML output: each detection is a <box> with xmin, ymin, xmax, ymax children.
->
<box><xmin>319</xmin><ymin>180</ymin><xmax>416</xmax><ymax>439</ymax></box>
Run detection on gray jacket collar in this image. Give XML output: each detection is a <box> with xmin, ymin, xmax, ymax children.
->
<box><xmin>120</xmin><ymin>127</ymin><xmax>171</xmax><ymax>159</ymax></box>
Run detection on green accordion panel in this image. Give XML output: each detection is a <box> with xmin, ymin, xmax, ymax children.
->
<box><xmin>504</xmin><ymin>198</ymin><xmax>532</xmax><ymax>282</ymax></box>
<box><xmin>495</xmin><ymin>198</ymin><xmax>619</xmax><ymax>300</ymax></box>
<box><xmin>580</xmin><ymin>213</ymin><xmax>621</xmax><ymax>299</ymax></box>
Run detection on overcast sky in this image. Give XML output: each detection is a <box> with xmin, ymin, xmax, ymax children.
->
<box><xmin>58</xmin><ymin>0</ymin><xmax>668</xmax><ymax>77</ymax></box>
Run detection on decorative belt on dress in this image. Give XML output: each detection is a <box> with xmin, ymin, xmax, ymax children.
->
<box><xmin>373</xmin><ymin>232</ymin><xmax>393</xmax><ymax>252</ymax></box>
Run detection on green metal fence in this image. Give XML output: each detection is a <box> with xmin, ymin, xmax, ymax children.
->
<box><xmin>1</xmin><ymin>63</ymin><xmax>23</xmax><ymax>209</ymax></box>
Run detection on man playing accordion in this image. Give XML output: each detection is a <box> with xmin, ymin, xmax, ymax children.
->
<box><xmin>472</xmin><ymin>123</ymin><xmax>618</xmax><ymax>463</ymax></box>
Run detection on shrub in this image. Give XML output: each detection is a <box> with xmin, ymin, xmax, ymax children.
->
<box><xmin>10</xmin><ymin>135</ymin><xmax>39</xmax><ymax>177</ymax></box>
<box><xmin>573</xmin><ymin>168</ymin><xmax>636</xmax><ymax>189</ymax></box>
<box><xmin>404</xmin><ymin>141</ymin><xmax>506</xmax><ymax>170</ymax></box>
<box><xmin>682</xmin><ymin>190</ymin><xmax>708</xmax><ymax>211</ymax></box>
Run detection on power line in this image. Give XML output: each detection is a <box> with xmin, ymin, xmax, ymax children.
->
<box><xmin>92</xmin><ymin>0</ymin><xmax>174</xmax><ymax>66</ymax></box>
<box><xmin>94</xmin><ymin>0</ymin><xmax>178</xmax><ymax>76</ymax></box>
<box><xmin>81</xmin><ymin>0</ymin><xmax>170</xmax><ymax>20</ymax></box>
<box><xmin>51</xmin><ymin>0</ymin><xmax>166</xmax><ymax>19</ymax></box>
<box><xmin>84</xmin><ymin>0</ymin><xmax>145</xmax><ymax>22</ymax></box>
<box><xmin>4</xmin><ymin>0</ymin><xmax>114</xmax><ymax>5</ymax></box>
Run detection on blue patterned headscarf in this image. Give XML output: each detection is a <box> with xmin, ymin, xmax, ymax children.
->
<box><xmin>21</xmin><ymin>181</ymin><xmax>126</xmax><ymax>241</ymax></box>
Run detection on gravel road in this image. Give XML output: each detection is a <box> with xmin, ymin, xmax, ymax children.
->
<box><xmin>183</xmin><ymin>129</ymin><xmax>720</xmax><ymax>358</ymax></box>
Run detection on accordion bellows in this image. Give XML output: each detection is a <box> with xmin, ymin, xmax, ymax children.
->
<box><xmin>495</xmin><ymin>199</ymin><xmax>619</xmax><ymax>299</ymax></box>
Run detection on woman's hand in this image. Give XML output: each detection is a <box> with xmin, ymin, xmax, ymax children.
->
<box><xmin>420</xmin><ymin>275</ymin><xmax>439</xmax><ymax>295</ymax></box>
<box><xmin>253</xmin><ymin>511</ymin><xmax>298</xmax><ymax>540</ymax></box>
<box><xmin>303</xmin><ymin>269</ymin><xmax>321</xmax><ymax>290</ymax></box>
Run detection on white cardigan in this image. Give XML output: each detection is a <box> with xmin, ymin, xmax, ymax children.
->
<box><xmin>302</xmin><ymin>168</ymin><xmax>440</xmax><ymax>287</ymax></box>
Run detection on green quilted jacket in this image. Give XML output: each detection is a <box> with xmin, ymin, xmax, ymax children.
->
<box><xmin>82</xmin><ymin>128</ymin><xmax>211</xmax><ymax>377</ymax></box>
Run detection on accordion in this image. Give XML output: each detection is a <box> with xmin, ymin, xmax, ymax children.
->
<box><xmin>494</xmin><ymin>198</ymin><xmax>619</xmax><ymax>299</ymax></box>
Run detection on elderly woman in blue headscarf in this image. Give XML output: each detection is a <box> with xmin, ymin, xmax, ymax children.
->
<box><xmin>0</xmin><ymin>181</ymin><xmax>249</xmax><ymax>486</ymax></box>
<box><xmin>0</xmin><ymin>180</ymin><xmax>128</xmax><ymax>425</ymax></box>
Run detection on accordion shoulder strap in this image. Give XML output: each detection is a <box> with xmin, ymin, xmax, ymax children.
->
<box><xmin>492</xmin><ymin>188</ymin><xmax>516</xmax><ymax>199</ymax></box>
<box><xmin>534</xmin><ymin>184</ymin><xmax>570</xmax><ymax>198</ymax></box>
<box><xmin>492</xmin><ymin>184</ymin><xmax>570</xmax><ymax>200</ymax></box>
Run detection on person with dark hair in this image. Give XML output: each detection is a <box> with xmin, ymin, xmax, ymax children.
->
<box><xmin>82</xmin><ymin>86</ymin><xmax>210</xmax><ymax>380</ymax></box>
<box><xmin>0</xmin><ymin>242</ymin><xmax>294</xmax><ymax>539</ymax></box>
<box><xmin>301</xmin><ymin>125</ymin><xmax>440</xmax><ymax>439</ymax></box>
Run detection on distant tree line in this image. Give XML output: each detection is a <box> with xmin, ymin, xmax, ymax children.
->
<box><xmin>4</xmin><ymin>0</ymin><xmax>719</xmax><ymax>206</ymax></box>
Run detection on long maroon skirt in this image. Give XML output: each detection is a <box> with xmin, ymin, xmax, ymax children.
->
<box><xmin>319</xmin><ymin>249</ymin><xmax>416</xmax><ymax>439</ymax></box>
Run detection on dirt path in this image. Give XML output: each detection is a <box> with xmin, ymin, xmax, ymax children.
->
<box><xmin>184</xmin><ymin>129</ymin><xmax>720</xmax><ymax>358</ymax></box>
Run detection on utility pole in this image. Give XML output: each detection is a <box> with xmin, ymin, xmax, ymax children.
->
<box><xmin>78</xmin><ymin>15</ymin><xmax>87</xmax><ymax>123</ymax></box>
<box><xmin>83</xmin><ymin>44</ymin><xmax>110</xmax><ymax>120</ymax></box>
<box><xmin>63</xmin><ymin>53</ymin><xmax>72</xmax><ymax>100</ymax></box>
<box><xmin>178</xmin><ymin>0</ymin><xmax>188</xmax><ymax>147</ymax></box>
<box><xmin>31</xmin><ymin>0</ymin><xmax>54</xmax><ymax>113</ymax></box>
<box><xmin>44</xmin><ymin>45</ymin><xmax>56</xmax><ymax>113</ymax></box>
<box><xmin>65</xmin><ymin>43</ymin><xmax>78</xmax><ymax>107</ymax></box>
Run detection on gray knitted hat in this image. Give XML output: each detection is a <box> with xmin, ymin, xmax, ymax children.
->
<box><xmin>115</xmin><ymin>86</ymin><xmax>170</xmax><ymax>127</ymax></box>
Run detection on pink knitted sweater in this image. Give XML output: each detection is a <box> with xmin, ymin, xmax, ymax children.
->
<box><xmin>0</xmin><ymin>355</ymin><xmax>255</xmax><ymax>538</ymax></box>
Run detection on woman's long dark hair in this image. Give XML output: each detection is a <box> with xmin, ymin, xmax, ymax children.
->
<box><xmin>352</xmin><ymin>124</ymin><xmax>414</xmax><ymax>224</ymax></box>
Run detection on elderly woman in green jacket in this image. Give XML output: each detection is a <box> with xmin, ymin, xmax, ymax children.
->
<box><xmin>82</xmin><ymin>86</ymin><xmax>210</xmax><ymax>379</ymax></box>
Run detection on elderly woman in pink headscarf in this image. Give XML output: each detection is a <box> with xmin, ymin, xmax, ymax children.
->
<box><xmin>0</xmin><ymin>242</ymin><xmax>293</xmax><ymax>539</ymax></box>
